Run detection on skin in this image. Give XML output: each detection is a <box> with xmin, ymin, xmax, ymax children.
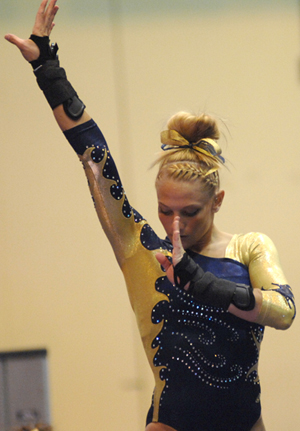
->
<box><xmin>155</xmin><ymin>177</ymin><xmax>263</xmax><ymax>323</ymax></box>
<box><xmin>4</xmin><ymin>2</ymin><xmax>265</xmax><ymax>430</ymax></box>
<box><xmin>4</xmin><ymin>0</ymin><xmax>91</xmax><ymax>133</ymax></box>
<box><xmin>153</xmin><ymin>179</ymin><xmax>266</xmax><ymax>431</ymax></box>
<box><xmin>156</xmin><ymin>176</ymin><xmax>227</xmax><ymax>257</ymax></box>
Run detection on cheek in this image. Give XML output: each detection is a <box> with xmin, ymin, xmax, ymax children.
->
<box><xmin>159</xmin><ymin>215</ymin><xmax>172</xmax><ymax>233</ymax></box>
<box><xmin>186</xmin><ymin>216</ymin><xmax>201</xmax><ymax>228</ymax></box>
<box><xmin>187</xmin><ymin>215</ymin><xmax>209</xmax><ymax>233</ymax></box>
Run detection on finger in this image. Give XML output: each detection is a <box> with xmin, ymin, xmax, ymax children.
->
<box><xmin>172</xmin><ymin>216</ymin><xmax>184</xmax><ymax>266</ymax></box>
<box><xmin>52</xmin><ymin>5</ymin><xmax>59</xmax><ymax>19</ymax></box>
<box><xmin>32</xmin><ymin>0</ymin><xmax>48</xmax><ymax>36</ymax></box>
<box><xmin>33</xmin><ymin>0</ymin><xmax>59</xmax><ymax>36</ymax></box>
<box><xmin>156</xmin><ymin>252</ymin><xmax>175</xmax><ymax>285</ymax></box>
<box><xmin>37</xmin><ymin>0</ymin><xmax>51</xmax><ymax>15</ymax></box>
<box><xmin>47</xmin><ymin>6</ymin><xmax>59</xmax><ymax>30</ymax></box>
<box><xmin>45</xmin><ymin>0</ymin><xmax>59</xmax><ymax>21</ymax></box>
<box><xmin>172</xmin><ymin>218</ymin><xmax>182</xmax><ymax>248</ymax></box>
<box><xmin>155</xmin><ymin>252</ymin><xmax>171</xmax><ymax>271</ymax></box>
<box><xmin>172</xmin><ymin>216</ymin><xmax>180</xmax><ymax>241</ymax></box>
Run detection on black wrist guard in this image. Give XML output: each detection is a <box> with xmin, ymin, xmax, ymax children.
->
<box><xmin>174</xmin><ymin>252</ymin><xmax>255</xmax><ymax>311</ymax></box>
<box><xmin>29</xmin><ymin>34</ymin><xmax>58</xmax><ymax>70</ymax></box>
<box><xmin>232</xmin><ymin>284</ymin><xmax>256</xmax><ymax>311</ymax></box>
<box><xmin>30</xmin><ymin>35</ymin><xmax>85</xmax><ymax>119</ymax></box>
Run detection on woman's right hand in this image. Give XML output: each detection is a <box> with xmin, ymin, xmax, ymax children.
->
<box><xmin>4</xmin><ymin>0</ymin><xmax>59</xmax><ymax>62</ymax></box>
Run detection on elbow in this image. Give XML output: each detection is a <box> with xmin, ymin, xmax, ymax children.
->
<box><xmin>272</xmin><ymin>313</ymin><xmax>295</xmax><ymax>330</ymax></box>
<box><xmin>274</xmin><ymin>308</ymin><xmax>295</xmax><ymax>330</ymax></box>
<box><xmin>255</xmin><ymin>296</ymin><xmax>296</xmax><ymax>330</ymax></box>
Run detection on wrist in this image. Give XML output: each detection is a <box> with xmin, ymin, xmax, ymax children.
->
<box><xmin>29</xmin><ymin>34</ymin><xmax>58</xmax><ymax>70</ymax></box>
<box><xmin>31</xmin><ymin>41</ymin><xmax>86</xmax><ymax>120</ymax></box>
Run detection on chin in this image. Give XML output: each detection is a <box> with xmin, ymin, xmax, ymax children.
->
<box><xmin>181</xmin><ymin>238</ymin><xmax>191</xmax><ymax>250</ymax></box>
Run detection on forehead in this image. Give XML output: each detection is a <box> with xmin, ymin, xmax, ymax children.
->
<box><xmin>156</xmin><ymin>177</ymin><xmax>211</xmax><ymax>207</ymax></box>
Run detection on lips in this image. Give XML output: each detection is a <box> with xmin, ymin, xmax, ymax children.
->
<box><xmin>180</xmin><ymin>235</ymin><xmax>188</xmax><ymax>244</ymax></box>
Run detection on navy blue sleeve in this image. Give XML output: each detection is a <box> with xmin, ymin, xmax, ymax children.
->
<box><xmin>63</xmin><ymin>119</ymin><xmax>107</xmax><ymax>155</ymax></box>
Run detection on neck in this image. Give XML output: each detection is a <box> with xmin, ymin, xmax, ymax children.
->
<box><xmin>191</xmin><ymin>226</ymin><xmax>233</xmax><ymax>258</ymax></box>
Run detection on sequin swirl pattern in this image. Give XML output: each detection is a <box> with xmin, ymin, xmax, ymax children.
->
<box><xmin>148</xmin><ymin>254</ymin><xmax>264</xmax><ymax>421</ymax></box>
<box><xmin>152</xmin><ymin>278</ymin><xmax>262</xmax><ymax>390</ymax></box>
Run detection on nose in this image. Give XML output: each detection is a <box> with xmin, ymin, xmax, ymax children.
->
<box><xmin>179</xmin><ymin>219</ymin><xmax>185</xmax><ymax>232</ymax></box>
<box><xmin>173</xmin><ymin>215</ymin><xmax>185</xmax><ymax>233</ymax></box>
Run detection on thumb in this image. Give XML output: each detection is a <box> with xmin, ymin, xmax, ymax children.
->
<box><xmin>4</xmin><ymin>34</ymin><xmax>39</xmax><ymax>62</ymax></box>
<box><xmin>4</xmin><ymin>33</ymin><xmax>23</xmax><ymax>47</ymax></box>
<box><xmin>155</xmin><ymin>252</ymin><xmax>172</xmax><ymax>271</ymax></box>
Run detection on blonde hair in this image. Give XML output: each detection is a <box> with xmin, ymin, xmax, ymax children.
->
<box><xmin>154</xmin><ymin>112</ymin><xmax>224</xmax><ymax>196</ymax></box>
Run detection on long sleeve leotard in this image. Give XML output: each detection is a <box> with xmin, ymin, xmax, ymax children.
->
<box><xmin>64</xmin><ymin>119</ymin><xmax>295</xmax><ymax>431</ymax></box>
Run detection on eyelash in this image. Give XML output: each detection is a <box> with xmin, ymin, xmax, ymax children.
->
<box><xmin>159</xmin><ymin>209</ymin><xmax>172</xmax><ymax>216</ymax></box>
<box><xmin>159</xmin><ymin>209</ymin><xmax>200</xmax><ymax>217</ymax></box>
<box><xmin>182</xmin><ymin>209</ymin><xmax>200</xmax><ymax>217</ymax></box>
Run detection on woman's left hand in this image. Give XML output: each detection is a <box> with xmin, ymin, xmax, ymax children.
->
<box><xmin>156</xmin><ymin>216</ymin><xmax>185</xmax><ymax>285</ymax></box>
<box><xmin>4</xmin><ymin>0</ymin><xmax>59</xmax><ymax>62</ymax></box>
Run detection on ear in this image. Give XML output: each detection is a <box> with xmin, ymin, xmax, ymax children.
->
<box><xmin>212</xmin><ymin>190</ymin><xmax>225</xmax><ymax>213</ymax></box>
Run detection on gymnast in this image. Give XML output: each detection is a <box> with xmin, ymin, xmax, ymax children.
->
<box><xmin>5</xmin><ymin>1</ymin><xmax>295</xmax><ymax>430</ymax></box>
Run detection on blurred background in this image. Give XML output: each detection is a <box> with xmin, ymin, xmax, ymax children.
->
<box><xmin>1</xmin><ymin>0</ymin><xmax>300</xmax><ymax>430</ymax></box>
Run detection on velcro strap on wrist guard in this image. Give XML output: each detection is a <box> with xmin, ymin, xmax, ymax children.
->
<box><xmin>34</xmin><ymin>59</ymin><xmax>76</xmax><ymax>110</ymax></box>
<box><xmin>30</xmin><ymin>36</ymin><xmax>86</xmax><ymax>118</ymax></box>
<box><xmin>190</xmin><ymin>273</ymin><xmax>237</xmax><ymax>309</ymax></box>
<box><xmin>34</xmin><ymin>59</ymin><xmax>85</xmax><ymax>117</ymax></box>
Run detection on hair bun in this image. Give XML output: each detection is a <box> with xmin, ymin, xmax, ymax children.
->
<box><xmin>167</xmin><ymin>111</ymin><xmax>220</xmax><ymax>144</ymax></box>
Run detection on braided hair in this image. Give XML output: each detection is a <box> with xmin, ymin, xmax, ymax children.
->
<box><xmin>154</xmin><ymin>112</ymin><xmax>224</xmax><ymax>197</ymax></box>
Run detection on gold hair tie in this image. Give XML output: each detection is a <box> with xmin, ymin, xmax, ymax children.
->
<box><xmin>160</xmin><ymin>129</ymin><xmax>225</xmax><ymax>163</ymax></box>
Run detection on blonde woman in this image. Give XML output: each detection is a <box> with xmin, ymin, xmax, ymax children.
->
<box><xmin>5</xmin><ymin>1</ymin><xmax>295</xmax><ymax>430</ymax></box>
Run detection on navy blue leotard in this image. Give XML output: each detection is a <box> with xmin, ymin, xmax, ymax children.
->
<box><xmin>64</xmin><ymin>119</ymin><xmax>295</xmax><ymax>431</ymax></box>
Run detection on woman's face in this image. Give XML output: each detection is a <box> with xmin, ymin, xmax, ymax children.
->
<box><xmin>156</xmin><ymin>177</ymin><xmax>224</xmax><ymax>252</ymax></box>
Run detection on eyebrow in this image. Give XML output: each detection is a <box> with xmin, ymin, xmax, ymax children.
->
<box><xmin>158</xmin><ymin>202</ymin><xmax>202</xmax><ymax>210</ymax></box>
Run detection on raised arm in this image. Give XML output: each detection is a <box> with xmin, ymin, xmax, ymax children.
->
<box><xmin>5</xmin><ymin>0</ymin><xmax>91</xmax><ymax>132</ymax></box>
<box><xmin>5</xmin><ymin>0</ymin><xmax>147</xmax><ymax>268</ymax></box>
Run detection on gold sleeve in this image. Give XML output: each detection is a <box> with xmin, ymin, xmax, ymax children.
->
<box><xmin>79</xmin><ymin>148</ymin><xmax>170</xmax><ymax>420</ymax></box>
<box><xmin>226</xmin><ymin>233</ymin><xmax>295</xmax><ymax>330</ymax></box>
<box><xmin>79</xmin><ymin>147</ymin><xmax>143</xmax><ymax>268</ymax></box>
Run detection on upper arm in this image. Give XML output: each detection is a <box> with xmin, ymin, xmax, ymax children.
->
<box><xmin>63</xmin><ymin>118</ymin><xmax>145</xmax><ymax>267</ymax></box>
<box><xmin>246</xmin><ymin>233</ymin><xmax>295</xmax><ymax>329</ymax></box>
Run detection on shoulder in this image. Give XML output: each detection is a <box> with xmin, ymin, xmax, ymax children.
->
<box><xmin>226</xmin><ymin>232</ymin><xmax>277</xmax><ymax>266</ymax></box>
